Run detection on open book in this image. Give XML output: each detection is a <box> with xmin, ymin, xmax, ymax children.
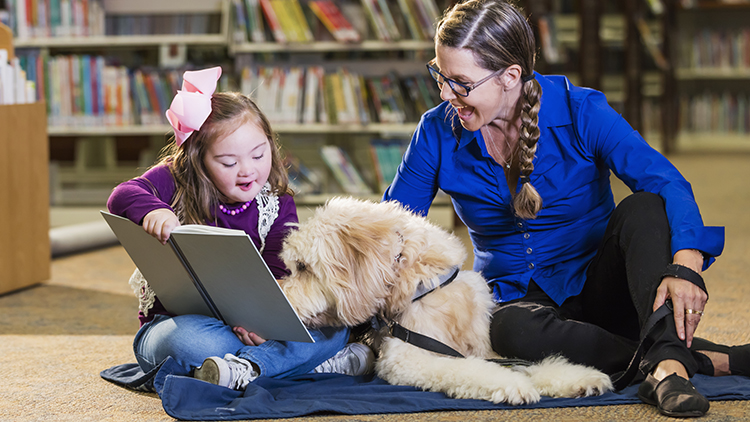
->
<box><xmin>101</xmin><ymin>211</ymin><xmax>314</xmax><ymax>343</ymax></box>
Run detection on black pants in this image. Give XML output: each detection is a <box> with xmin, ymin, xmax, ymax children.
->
<box><xmin>490</xmin><ymin>192</ymin><xmax>708</xmax><ymax>380</ymax></box>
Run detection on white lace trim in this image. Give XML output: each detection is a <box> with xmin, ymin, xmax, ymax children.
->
<box><xmin>131</xmin><ymin>182</ymin><xmax>281</xmax><ymax>316</ymax></box>
<box><xmin>129</xmin><ymin>268</ymin><xmax>156</xmax><ymax>318</ymax></box>
<box><xmin>255</xmin><ymin>182</ymin><xmax>280</xmax><ymax>254</ymax></box>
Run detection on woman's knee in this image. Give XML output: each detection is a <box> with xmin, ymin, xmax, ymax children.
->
<box><xmin>490</xmin><ymin>303</ymin><xmax>559</xmax><ymax>359</ymax></box>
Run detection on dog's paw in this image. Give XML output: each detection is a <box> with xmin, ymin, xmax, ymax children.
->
<box><xmin>489</xmin><ymin>382</ymin><xmax>541</xmax><ymax>405</ymax></box>
<box><xmin>524</xmin><ymin>356</ymin><xmax>613</xmax><ymax>398</ymax></box>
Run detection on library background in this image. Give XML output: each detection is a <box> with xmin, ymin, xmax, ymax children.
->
<box><xmin>1</xmin><ymin>0</ymin><xmax>749</xmax><ymax>291</ymax></box>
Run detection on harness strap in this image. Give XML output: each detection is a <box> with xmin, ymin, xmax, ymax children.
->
<box><xmin>610</xmin><ymin>301</ymin><xmax>673</xmax><ymax>390</ymax></box>
<box><xmin>390</xmin><ymin>321</ymin><xmax>465</xmax><ymax>358</ymax></box>
<box><xmin>411</xmin><ymin>266</ymin><xmax>460</xmax><ymax>302</ymax></box>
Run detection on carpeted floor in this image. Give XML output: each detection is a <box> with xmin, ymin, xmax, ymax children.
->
<box><xmin>2</xmin><ymin>153</ymin><xmax>750</xmax><ymax>421</ymax></box>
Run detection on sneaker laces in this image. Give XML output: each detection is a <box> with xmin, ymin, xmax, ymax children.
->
<box><xmin>223</xmin><ymin>354</ymin><xmax>259</xmax><ymax>390</ymax></box>
<box><xmin>313</xmin><ymin>343</ymin><xmax>375</xmax><ymax>376</ymax></box>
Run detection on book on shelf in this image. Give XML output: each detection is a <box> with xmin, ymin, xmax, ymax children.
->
<box><xmin>680</xmin><ymin>91</ymin><xmax>750</xmax><ymax>134</ymax></box>
<box><xmin>232</xmin><ymin>0</ymin><xmax>249</xmax><ymax>43</ymax></box>
<box><xmin>369</xmin><ymin>139</ymin><xmax>406</xmax><ymax>191</ymax></box>
<box><xmin>300</xmin><ymin>65</ymin><xmax>324</xmax><ymax>124</ymax></box>
<box><xmin>284</xmin><ymin>150</ymin><xmax>323</xmax><ymax>195</ymax></box>
<box><xmin>8</xmin><ymin>0</ymin><xmax>106</xmax><ymax>39</ymax></box>
<box><xmin>259</xmin><ymin>0</ymin><xmax>287</xmax><ymax>42</ymax></box>
<box><xmin>308</xmin><ymin>0</ymin><xmax>361</xmax><ymax>43</ymax></box>
<box><xmin>395</xmin><ymin>0</ymin><xmax>424</xmax><ymax>40</ymax></box>
<box><xmin>360</xmin><ymin>0</ymin><xmax>400</xmax><ymax>41</ymax></box>
<box><xmin>244</xmin><ymin>0</ymin><xmax>267</xmax><ymax>42</ymax></box>
<box><xmin>101</xmin><ymin>211</ymin><xmax>314</xmax><ymax>343</ymax></box>
<box><xmin>537</xmin><ymin>15</ymin><xmax>563</xmax><ymax>65</ymax></box>
<box><xmin>410</xmin><ymin>0</ymin><xmax>440</xmax><ymax>40</ymax></box>
<box><xmin>261</xmin><ymin>0</ymin><xmax>314</xmax><ymax>43</ymax></box>
<box><xmin>320</xmin><ymin>145</ymin><xmax>373</xmax><ymax>195</ymax></box>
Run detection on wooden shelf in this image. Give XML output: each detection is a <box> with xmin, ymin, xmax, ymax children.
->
<box><xmin>555</xmin><ymin>14</ymin><xmax>661</xmax><ymax>48</ymax></box>
<box><xmin>16</xmin><ymin>34</ymin><xmax>228</xmax><ymax>48</ymax></box>
<box><xmin>677</xmin><ymin>132</ymin><xmax>750</xmax><ymax>151</ymax></box>
<box><xmin>230</xmin><ymin>40</ymin><xmax>434</xmax><ymax>54</ymax></box>
<box><xmin>675</xmin><ymin>68</ymin><xmax>750</xmax><ymax>79</ymax></box>
<box><xmin>48</xmin><ymin>123</ymin><xmax>417</xmax><ymax>137</ymax></box>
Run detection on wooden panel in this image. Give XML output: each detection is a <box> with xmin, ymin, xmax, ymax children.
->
<box><xmin>0</xmin><ymin>102</ymin><xmax>50</xmax><ymax>294</ymax></box>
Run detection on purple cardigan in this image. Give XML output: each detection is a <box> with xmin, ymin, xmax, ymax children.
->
<box><xmin>107</xmin><ymin>164</ymin><xmax>299</xmax><ymax>325</ymax></box>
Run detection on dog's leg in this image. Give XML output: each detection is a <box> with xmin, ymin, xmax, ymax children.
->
<box><xmin>376</xmin><ymin>339</ymin><xmax>541</xmax><ymax>404</ymax></box>
<box><xmin>520</xmin><ymin>356</ymin><xmax>613</xmax><ymax>398</ymax></box>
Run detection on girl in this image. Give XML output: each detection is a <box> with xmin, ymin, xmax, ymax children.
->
<box><xmin>108</xmin><ymin>67</ymin><xmax>372</xmax><ymax>391</ymax></box>
<box><xmin>384</xmin><ymin>1</ymin><xmax>749</xmax><ymax>418</ymax></box>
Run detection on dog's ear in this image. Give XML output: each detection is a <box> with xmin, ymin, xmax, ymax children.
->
<box><xmin>322</xmin><ymin>215</ymin><xmax>401</xmax><ymax>324</ymax></box>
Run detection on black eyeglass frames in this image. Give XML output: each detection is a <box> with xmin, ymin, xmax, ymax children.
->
<box><xmin>426</xmin><ymin>60</ymin><xmax>506</xmax><ymax>97</ymax></box>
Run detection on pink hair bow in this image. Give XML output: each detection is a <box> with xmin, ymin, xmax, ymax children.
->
<box><xmin>165</xmin><ymin>66</ymin><xmax>222</xmax><ymax>146</ymax></box>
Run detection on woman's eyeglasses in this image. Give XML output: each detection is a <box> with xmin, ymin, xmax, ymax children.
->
<box><xmin>426</xmin><ymin>60</ymin><xmax>506</xmax><ymax>97</ymax></box>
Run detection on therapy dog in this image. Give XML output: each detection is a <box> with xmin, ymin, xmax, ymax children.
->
<box><xmin>280</xmin><ymin>197</ymin><xmax>612</xmax><ymax>404</ymax></box>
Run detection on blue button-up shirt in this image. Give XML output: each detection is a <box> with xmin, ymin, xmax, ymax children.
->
<box><xmin>384</xmin><ymin>73</ymin><xmax>725</xmax><ymax>305</ymax></box>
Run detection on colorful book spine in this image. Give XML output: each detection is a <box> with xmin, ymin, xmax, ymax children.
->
<box><xmin>259</xmin><ymin>0</ymin><xmax>287</xmax><ymax>43</ymax></box>
<box><xmin>309</xmin><ymin>0</ymin><xmax>360</xmax><ymax>43</ymax></box>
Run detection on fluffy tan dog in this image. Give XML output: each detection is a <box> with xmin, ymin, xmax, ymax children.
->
<box><xmin>280</xmin><ymin>197</ymin><xmax>613</xmax><ymax>404</ymax></box>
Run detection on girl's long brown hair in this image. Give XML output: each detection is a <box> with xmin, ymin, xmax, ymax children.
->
<box><xmin>436</xmin><ymin>0</ymin><xmax>543</xmax><ymax>219</ymax></box>
<box><xmin>156</xmin><ymin>92</ymin><xmax>292</xmax><ymax>225</ymax></box>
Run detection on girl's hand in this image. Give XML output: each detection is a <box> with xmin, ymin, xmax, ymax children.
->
<box><xmin>652</xmin><ymin>249</ymin><xmax>707</xmax><ymax>348</ymax></box>
<box><xmin>142</xmin><ymin>208</ymin><xmax>180</xmax><ymax>244</ymax></box>
<box><xmin>233</xmin><ymin>326</ymin><xmax>267</xmax><ymax>346</ymax></box>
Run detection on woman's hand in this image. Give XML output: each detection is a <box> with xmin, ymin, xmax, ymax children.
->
<box><xmin>233</xmin><ymin>326</ymin><xmax>267</xmax><ymax>346</ymax></box>
<box><xmin>652</xmin><ymin>249</ymin><xmax>707</xmax><ymax>348</ymax></box>
<box><xmin>142</xmin><ymin>208</ymin><xmax>180</xmax><ymax>244</ymax></box>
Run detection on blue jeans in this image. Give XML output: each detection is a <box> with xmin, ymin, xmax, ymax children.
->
<box><xmin>133</xmin><ymin>314</ymin><xmax>350</xmax><ymax>378</ymax></box>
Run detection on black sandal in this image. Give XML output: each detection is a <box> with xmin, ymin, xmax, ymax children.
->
<box><xmin>691</xmin><ymin>337</ymin><xmax>750</xmax><ymax>377</ymax></box>
<box><xmin>637</xmin><ymin>373</ymin><xmax>710</xmax><ymax>418</ymax></box>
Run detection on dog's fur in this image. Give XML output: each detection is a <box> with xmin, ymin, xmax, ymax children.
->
<box><xmin>280</xmin><ymin>197</ymin><xmax>613</xmax><ymax>404</ymax></box>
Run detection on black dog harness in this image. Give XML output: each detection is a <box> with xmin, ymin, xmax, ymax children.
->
<box><xmin>375</xmin><ymin>266</ymin><xmax>531</xmax><ymax>367</ymax></box>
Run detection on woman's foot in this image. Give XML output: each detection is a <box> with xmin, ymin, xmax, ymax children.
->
<box><xmin>637</xmin><ymin>373</ymin><xmax>710</xmax><ymax>417</ymax></box>
<box><xmin>637</xmin><ymin>359</ymin><xmax>709</xmax><ymax>418</ymax></box>
<box><xmin>691</xmin><ymin>338</ymin><xmax>749</xmax><ymax>377</ymax></box>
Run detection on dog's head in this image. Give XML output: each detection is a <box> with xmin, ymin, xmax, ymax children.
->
<box><xmin>280</xmin><ymin>197</ymin><xmax>466</xmax><ymax>328</ymax></box>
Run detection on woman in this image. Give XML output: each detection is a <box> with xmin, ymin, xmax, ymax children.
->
<box><xmin>384</xmin><ymin>0</ymin><xmax>747</xmax><ymax>417</ymax></box>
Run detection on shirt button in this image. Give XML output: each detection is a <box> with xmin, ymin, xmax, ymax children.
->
<box><xmin>526</xmin><ymin>248</ymin><xmax>533</xmax><ymax>254</ymax></box>
<box><xmin>528</xmin><ymin>263</ymin><xmax>535</xmax><ymax>269</ymax></box>
<box><xmin>524</xmin><ymin>233</ymin><xmax>530</xmax><ymax>239</ymax></box>
<box><xmin>517</xmin><ymin>222</ymin><xmax>523</xmax><ymax>228</ymax></box>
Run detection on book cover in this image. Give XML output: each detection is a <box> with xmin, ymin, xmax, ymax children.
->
<box><xmin>285</xmin><ymin>0</ymin><xmax>314</xmax><ymax>42</ymax></box>
<box><xmin>244</xmin><ymin>0</ymin><xmax>266</xmax><ymax>42</ymax></box>
<box><xmin>320</xmin><ymin>145</ymin><xmax>372</xmax><ymax>195</ymax></box>
<box><xmin>309</xmin><ymin>0</ymin><xmax>361</xmax><ymax>43</ymax></box>
<box><xmin>101</xmin><ymin>211</ymin><xmax>314</xmax><ymax>343</ymax></box>
<box><xmin>232</xmin><ymin>0</ymin><xmax>249</xmax><ymax>43</ymax></box>
<box><xmin>259</xmin><ymin>0</ymin><xmax>287</xmax><ymax>42</ymax></box>
<box><xmin>301</xmin><ymin>66</ymin><xmax>322</xmax><ymax>124</ymax></box>
<box><xmin>360</xmin><ymin>0</ymin><xmax>389</xmax><ymax>41</ymax></box>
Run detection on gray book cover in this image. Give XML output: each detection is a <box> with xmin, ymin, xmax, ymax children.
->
<box><xmin>101</xmin><ymin>211</ymin><xmax>313</xmax><ymax>343</ymax></box>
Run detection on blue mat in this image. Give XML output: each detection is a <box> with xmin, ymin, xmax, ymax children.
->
<box><xmin>101</xmin><ymin>358</ymin><xmax>750</xmax><ymax>420</ymax></box>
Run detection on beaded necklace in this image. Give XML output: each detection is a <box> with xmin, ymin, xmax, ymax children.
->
<box><xmin>219</xmin><ymin>201</ymin><xmax>252</xmax><ymax>216</ymax></box>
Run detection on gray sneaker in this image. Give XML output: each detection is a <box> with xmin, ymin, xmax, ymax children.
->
<box><xmin>312</xmin><ymin>342</ymin><xmax>375</xmax><ymax>376</ymax></box>
<box><xmin>194</xmin><ymin>354</ymin><xmax>259</xmax><ymax>390</ymax></box>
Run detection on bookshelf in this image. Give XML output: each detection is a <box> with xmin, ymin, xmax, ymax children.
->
<box><xmin>672</xmin><ymin>0</ymin><xmax>750</xmax><ymax>152</ymax></box>
<box><xmin>524</xmin><ymin>0</ymin><xmax>667</xmax><ymax>150</ymax></box>
<box><xmin>0</xmin><ymin>102</ymin><xmax>50</xmax><ymax>294</ymax></box>
<box><xmin>7</xmin><ymin>0</ymin><xmax>456</xmax><ymax>227</ymax></box>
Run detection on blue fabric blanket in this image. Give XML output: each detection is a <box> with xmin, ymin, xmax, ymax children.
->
<box><xmin>101</xmin><ymin>358</ymin><xmax>750</xmax><ymax>420</ymax></box>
